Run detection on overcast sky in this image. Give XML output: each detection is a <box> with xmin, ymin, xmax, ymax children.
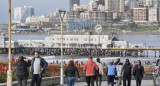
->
<box><xmin>0</xmin><ymin>0</ymin><xmax>90</xmax><ymax>24</ymax></box>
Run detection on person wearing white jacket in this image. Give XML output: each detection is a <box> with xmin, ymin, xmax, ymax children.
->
<box><xmin>96</xmin><ymin>58</ymin><xmax>104</xmax><ymax>86</ymax></box>
<box><xmin>115</xmin><ymin>58</ymin><xmax>123</xmax><ymax>86</ymax></box>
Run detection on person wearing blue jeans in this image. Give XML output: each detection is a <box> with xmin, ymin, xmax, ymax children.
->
<box><xmin>67</xmin><ymin>77</ymin><xmax>76</xmax><ymax>86</ymax></box>
<box><xmin>106</xmin><ymin>61</ymin><xmax>117</xmax><ymax>86</ymax></box>
<box><xmin>65</xmin><ymin>60</ymin><xmax>80</xmax><ymax>86</ymax></box>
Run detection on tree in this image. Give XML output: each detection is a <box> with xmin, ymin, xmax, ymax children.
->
<box><xmin>120</xmin><ymin>25</ymin><xmax>126</xmax><ymax>30</ymax></box>
<box><xmin>128</xmin><ymin>22</ymin><xmax>138</xmax><ymax>30</ymax></box>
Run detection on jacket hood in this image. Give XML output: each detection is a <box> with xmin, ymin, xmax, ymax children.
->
<box><xmin>87</xmin><ymin>60</ymin><xmax>95</xmax><ymax>65</ymax></box>
<box><xmin>96</xmin><ymin>62</ymin><xmax>102</xmax><ymax>65</ymax></box>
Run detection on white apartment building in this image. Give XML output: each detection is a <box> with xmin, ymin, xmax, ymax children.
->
<box><xmin>26</xmin><ymin>16</ymin><xmax>39</xmax><ymax>23</ymax></box>
<box><xmin>26</xmin><ymin>15</ymin><xmax>46</xmax><ymax>24</ymax></box>
<box><xmin>148</xmin><ymin>7</ymin><xmax>160</xmax><ymax>22</ymax></box>
<box><xmin>98</xmin><ymin>4</ymin><xmax>105</xmax><ymax>11</ymax></box>
<box><xmin>89</xmin><ymin>0</ymin><xmax>98</xmax><ymax>11</ymax></box>
<box><xmin>13</xmin><ymin>6</ymin><xmax>34</xmax><ymax>23</ymax></box>
<box><xmin>105</xmin><ymin>0</ymin><xmax>124</xmax><ymax>12</ymax></box>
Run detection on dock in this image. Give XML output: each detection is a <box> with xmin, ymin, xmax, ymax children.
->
<box><xmin>1</xmin><ymin>47</ymin><xmax>160</xmax><ymax>57</ymax></box>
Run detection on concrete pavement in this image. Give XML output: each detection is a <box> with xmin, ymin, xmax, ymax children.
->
<box><xmin>72</xmin><ymin>80</ymin><xmax>153</xmax><ymax>86</ymax></box>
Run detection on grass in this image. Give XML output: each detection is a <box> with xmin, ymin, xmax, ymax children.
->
<box><xmin>102</xmin><ymin>25</ymin><xmax>160</xmax><ymax>31</ymax></box>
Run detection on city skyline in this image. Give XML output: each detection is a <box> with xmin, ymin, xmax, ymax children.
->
<box><xmin>0</xmin><ymin>0</ymin><xmax>90</xmax><ymax>24</ymax></box>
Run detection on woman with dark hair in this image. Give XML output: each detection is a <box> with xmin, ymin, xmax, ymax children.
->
<box><xmin>65</xmin><ymin>60</ymin><xmax>80</xmax><ymax>86</ymax></box>
<box><xmin>16</xmin><ymin>56</ymin><xmax>31</xmax><ymax>86</ymax></box>
<box><xmin>133</xmin><ymin>60</ymin><xmax>145</xmax><ymax>86</ymax></box>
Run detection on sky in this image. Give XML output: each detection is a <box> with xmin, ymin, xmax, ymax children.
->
<box><xmin>0</xmin><ymin>0</ymin><xmax>90</xmax><ymax>24</ymax></box>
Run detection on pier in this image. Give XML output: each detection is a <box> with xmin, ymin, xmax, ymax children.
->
<box><xmin>1</xmin><ymin>47</ymin><xmax>160</xmax><ymax>57</ymax></box>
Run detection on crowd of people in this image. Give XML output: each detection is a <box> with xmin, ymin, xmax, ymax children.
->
<box><xmin>15</xmin><ymin>53</ymin><xmax>154</xmax><ymax>86</ymax></box>
<box><xmin>65</xmin><ymin>56</ymin><xmax>146</xmax><ymax>86</ymax></box>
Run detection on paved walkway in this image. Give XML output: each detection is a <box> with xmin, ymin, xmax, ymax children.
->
<box><xmin>70</xmin><ymin>80</ymin><xmax>153</xmax><ymax>86</ymax></box>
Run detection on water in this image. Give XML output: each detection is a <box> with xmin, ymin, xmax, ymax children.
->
<box><xmin>1</xmin><ymin>34</ymin><xmax>160</xmax><ymax>63</ymax></box>
<box><xmin>118</xmin><ymin>34</ymin><xmax>160</xmax><ymax>48</ymax></box>
<box><xmin>11</xmin><ymin>34</ymin><xmax>48</xmax><ymax>40</ymax></box>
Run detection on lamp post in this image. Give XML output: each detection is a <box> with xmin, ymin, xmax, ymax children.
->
<box><xmin>7</xmin><ymin>0</ymin><xmax>12</xmax><ymax>86</ymax></box>
<box><xmin>59</xmin><ymin>10</ymin><xmax>66</xmax><ymax>85</ymax></box>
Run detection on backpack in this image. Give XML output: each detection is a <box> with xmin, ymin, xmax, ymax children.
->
<box><xmin>94</xmin><ymin>68</ymin><xmax>99</xmax><ymax>76</ymax></box>
<box><xmin>94</xmin><ymin>63</ymin><xmax>99</xmax><ymax>76</ymax></box>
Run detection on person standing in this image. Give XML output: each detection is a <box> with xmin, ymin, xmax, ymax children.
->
<box><xmin>30</xmin><ymin>51</ymin><xmax>48</xmax><ymax>86</ymax></box>
<box><xmin>115</xmin><ymin>58</ymin><xmax>123</xmax><ymax>86</ymax></box>
<box><xmin>133</xmin><ymin>60</ymin><xmax>145</xmax><ymax>86</ymax></box>
<box><xmin>106</xmin><ymin>61</ymin><xmax>117</xmax><ymax>86</ymax></box>
<box><xmin>96</xmin><ymin>58</ymin><xmax>104</xmax><ymax>86</ymax></box>
<box><xmin>83</xmin><ymin>56</ymin><xmax>99</xmax><ymax>86</ymax></box>
<box><xmin>16</xmin><ymin>56</ymin><xmax>31</xmax><ymax>86</ymax></box>
<box><xmin>65</xmin><ymin>60</ymin><xmax>80</xmax><ymax>86</ymax></box>
<box><xmin>122</xmin><ymin>59</ymin><xmax>132</xmax><ymax>86</ymax></box>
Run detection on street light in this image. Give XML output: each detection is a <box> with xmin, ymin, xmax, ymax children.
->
<box><xmin>7</xmin><ymin>0</ymin><xmax>12</xmax><ymax>86</ymax></box>
<box><xmin>59</xmin><ymin>9</ymin><xmax>66</xmax><ymax>85</ymax></box>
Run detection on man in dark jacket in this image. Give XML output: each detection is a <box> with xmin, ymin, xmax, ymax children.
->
<box><xmin>122</xmin><ymin>59</ymin><xmax>132</xmax><ymax>86</ymax></box>
<box><xmin>16</xmin><ymin>56</ymin><xmax>31</xmax><ymax>86</ymax></box>
<box><xmin>30</xmin><ymin>51</ymin><xmax>48</xmax><ymax>86</ymax></box>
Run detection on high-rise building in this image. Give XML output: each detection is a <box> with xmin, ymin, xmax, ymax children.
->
<box><xmin>133</xmin><ymin>7</ymin><xmax>148</xmax><ymax>23</ymax></box>
<box><xmin>145</xmin><ymin>0</ymin><xmax>153</xmax><ymax>6</ymax></box>
<box><xmin>69</xmin><ymin>0</ymin><xmax>80</xmax><ymax>11</ymax></box>
<box><xmin>145</xmin><ymin>0</ymin><xmax>160</xmax><ymax>7</ymax></box>
<box><xmin>129</xmin><ymin>0</ymin><xmax>138</xmax><ymax>10</ymax></box>
<box><xmin>96</xmin><ymin>0</ymin><xmax>105</xmax><ymax>5</ymax></box>
<box><xmin>13</xmin><ymin>6</ymin><xmax>34</xmax><ymax>23</ymax></box>
<box><xmin>80</xmin><ymin>11</ymin><xmax>113</xmax><ymax>25</ymax></box>
<box><xmin>89</xmin><ymin>0</ymin><xmax>98</xmax><ymax>11</ymax></box>
<box><xmin>148</xmin><ymin>7</ymin><xmax>160</xmax><ymax>22</ymax></box>
<box><xmin>152</xmin><ymin>0</ymin><xmax>160</xmax><ymax>7</ymax></box>
<box><xmin>105</xmin><ymin>0</ymin><xmax>124</xmax><ymax>12</ymax></box>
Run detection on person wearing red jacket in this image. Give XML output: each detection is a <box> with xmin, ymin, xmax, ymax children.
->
<box><xmin>83</xmin><ymin>56</ymin><xmax>99</xmax><ymax>86</ymax></box>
